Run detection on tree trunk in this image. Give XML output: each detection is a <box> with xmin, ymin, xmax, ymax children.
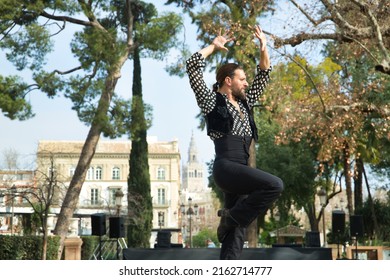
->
<box><xmin>42</xmin><ymin>229</ymin><xmax>48</xmax><ymax>260</ymax></box>
<box><xmin>53</xmin><ymin>73</ymin><xmax>120</xmax><ymax>259</ymax></box>
<box><xmin>362</xmin><ymin>165</ymin><xmax>379</xmax><ymax>240</ymax></box>
<box><xmin>307</xmin><ymin>203</ymin><xmax>319</xmax><ymax>232</ymax></box>
<box><xmin>343</xmin><ymin>142</ymin><xmax>354</xmax><ymax>215</ymax></box>
<box><xmin>354</xmin><ymin>157</ymin><xmax>364</xmax><ymax>211</ymax></box>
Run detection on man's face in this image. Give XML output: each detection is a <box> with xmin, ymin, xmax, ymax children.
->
<box><xmin>230</xmin><ymin>69</ymin><xmax>248</xmax><ymax>100</ymax></box>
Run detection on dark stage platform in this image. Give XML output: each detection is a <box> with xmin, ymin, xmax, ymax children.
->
<box><xmin>123</xmin><ymin>247</ymin><xmax>332</xmax><ymax>260</ymax></box>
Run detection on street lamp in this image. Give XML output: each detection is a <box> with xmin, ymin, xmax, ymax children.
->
<box><xmin>158</xmin><ymin>211</ymin><xmax>164</xmax><ymax>229</ymax></box>
<box><xmin>180</xmin><ymin>197</ymin><xmax>198</xmax><ymax>248</ymax></box>
<box><xmin>317</xmin><ymin>187</ymin><xmax>327</xmax><ymax>247</ymax></box>
<box><xmin>274</xmin><ymin>211</ymin><xmax>280</xmax><ymax>244</ymax></box>
<box><xmin>10</xmin><ymin>185</ymin><xmax>17</xmax><ymax>235</ymax></box>
<box><xmin>115</xmin><ymin>189</ymin><xmax>124</xmax><ymax>216</ymax></box>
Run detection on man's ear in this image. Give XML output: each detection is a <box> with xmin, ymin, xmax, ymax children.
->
<box><xmin>224</xmin><ymin>76</ymin><xmax>232</xmax><ymax>86</ymax></box>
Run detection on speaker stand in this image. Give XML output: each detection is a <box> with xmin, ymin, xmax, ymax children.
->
<box><xmin>352</xmin><ymin>236</ymin><xmax>359</xmax><ymax>260</ymax></box>
<box><xmin>99</xmin><ymin>235</ymin><xmax>103</xmax><ymax>260</ymax></box>
<box><xmin>336</xmin><ymin>233</ymin><xmax>341</xmax><ymax>259</ymax></box>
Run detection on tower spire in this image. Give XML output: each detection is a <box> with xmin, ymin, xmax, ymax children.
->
<box><xmin>188</xmin><ymin>130</ymin><xmax>198</xmax><ymax>163</ymax></box>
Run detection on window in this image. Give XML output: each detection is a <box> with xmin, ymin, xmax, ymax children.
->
<box><xmin>95</xmin><ymin>167</ymin><xmax>102</xmax><ymax>180</ymax></box>
<box><xmin>109</xmin><ymin>188</ymin><xmax>118</xmax><ymax>205</ymax></box>
<box><xmin>69</xmin><ymin>167</ymin><xmax>75</xmax><ymax>177</ymax></box>
<box><xmin>91</xmin><ymin>188</ymin><xmax>99</xmax><ymax>205</ymax></box>
<box><xmin>157</xmin><ymin>167</ymin><xmax>165</xmax><ymax>180</ymax></box>
<box><xmin>158</xmin><ymin>211</ymin><xmax>165</xmax><ymax>227</ymax></box>
<box><xmin>112</xmin><ymin>167</ymin><xmax>120</xmax><ymax>180</ymax></box>
<box><xmin>157</xmin><ymin>188</ymin><xmax>166</xmax><ymax>205</ymax></box>
<box><xmin>87</xmin><ymin>167</ymin><xmax>94</xmax><ymax>180</ymax></box>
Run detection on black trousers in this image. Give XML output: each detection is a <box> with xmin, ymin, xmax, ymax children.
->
<box><xmin>213</xmin><ymin>135</ymin><xmax>284</xmax><ymax>260</ymax></box>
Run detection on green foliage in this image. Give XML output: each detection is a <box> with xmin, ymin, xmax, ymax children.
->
<box><xmin>71</xmin><ymin>27</ymin><xmax>122</xmax><ymax>72</ymax></box>
<box><xmin>80</xmin><ymin>235</ymin><xmax>100</xmax><ymax>260</ymax></box>
<box><xmin>0</xmin><ymin>0</ymin><xmax>183</xmax><ymax>136</ymax></box>
<box><xmin>255</xmin><ymin>110</ymin><xmax>318</xmax><ymax>215</ymax></box>
<box><xmin>0</xmin><ymin>235</ymin><xmax>60</xmax><ymax>260</ymax></box>
<box><xmin>0</xmin><ymin>75</ymin><xmax>34</xmax><ymax>120</ymax></box>
<box><xmin>34</xmin><ymin>71</ymin><xmax>65</xmax><ymax>98</ymax></box>
<box><xmin>127</xmin><ymin>47</ymin><xmax>152</xmax><ymax>248</ymax></box>
<box><xmin>1</xmin><ymin>23</ymin><xmax>53</xmax><ymax>71</ymax></box>
<box><xmin>137</xmin><ymin>12</ymin><xmax>183</xmax><ymax>60</ymax></box>
<box><xmin>192</xmin><ymin>228</ymin><xmax>220</xmax><ymax>248</ymax></box>
<box><xmin>358</xmin><ymin>195</ymin><xmax>390</xmax><ymax>242</ymax></box>
<box><xmin>167</xmin><ymin>0</ymin><xmax>276</xmax><ymax>80</ymax></box>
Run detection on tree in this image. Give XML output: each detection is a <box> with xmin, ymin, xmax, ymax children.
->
<box><xmin>255</xmin><ymin>110</ymin><xmax>319</xmax><ymax>231</ymax></box>
<box><xmin>1</xmin><ymin>1</ymin><xmax>183</xmax><ymax>258</ymax></box>
<box><xmin>263</xmin><ymin>44</ymin><xmax>389</xmax><ymax>217</ymax></box>
<box><xmin>1</xmin><ymin>148</ymin><xmax>19</xmax><ymax>170</ymax></box>
<box><xmin>359</xmin><ymin>192</ymin><xmax>390</xmax><ymax>242</ymax></box>
<box><xmin>21</xmin><ymin>154</ymin><xmax>63</xmax><ymax>260</ymax></box>
<box><xmin>0</xmin><ymin>154</ymin><xmax>63</xmax><ymax>260</ymax></box>
<box><xmin>192</xmin><ymin>228</ymin><xmax>220</xmax><ymax>248</ymax></box>
<box><xmin>268</xmin><ymin>0</ymin><xmax>390</xmax><ymax>75</ymax></box>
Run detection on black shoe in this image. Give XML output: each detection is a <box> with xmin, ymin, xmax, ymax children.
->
<box><xmin>217</xmin><ymin>209</ymin><xmax>239</xmax><ymax>243</ymax></box>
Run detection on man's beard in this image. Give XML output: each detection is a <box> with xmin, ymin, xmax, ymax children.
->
<box><xmin>232</xmin><ymin>88</ymin><xmax>246</xmax><ymax>101</ymax></box>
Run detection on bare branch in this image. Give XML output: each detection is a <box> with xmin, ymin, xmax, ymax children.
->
<box><xmin>272</xmin><ymin>0</ymin><xmax>390</xmax><ymax>75</ymax></box>
<box><xmin>269</xmin><ymin>45</ymin><xmax>328</xmax><ymax>115</ymax></box>
<box><xmin>318</xmin><ymin>0</ymin><xmax>371</xmax><ymax>35</ymax></box>
<box><xmin>40</xmin><ymin>10</ymin><xmax>93</xmax><ymax>27</ymax></box>
<box><xmin>48</xmin><ymin>21</ymin><xmax>66</xmax><ymax>37</ymax></box>
<box><xmin>53</xmin><ymin>66</ymin><xmax>83</xmax><ymax>75</ymax></box>
<box><xmin>327</xmin><ymin>102</ymin><xmax>390</xmax><ymax>116</ymax></box>
<box><xmin>290</xmin><ymin>0</ymin><xmax>331</xmax><ymax>26</ymax></box>
<box><xmin>350</xmin><ymin>0</ymin><xmax>390</xmax><ymax>62</ymax></box>
<box><xmin>0</xmin><ymin>22</ymin><xmax>17</xmax><ymax>41</ymax></box>
<box><xmin>268</xmin><ymin>30</ymin><xmax>353</xmax><ymax>48</ymax></box>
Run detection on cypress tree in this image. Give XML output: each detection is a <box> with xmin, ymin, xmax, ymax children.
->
<box><xmin>127</xmin><ymin>44</ymin><xmax>153</xmax><ymax>247</ymax></box>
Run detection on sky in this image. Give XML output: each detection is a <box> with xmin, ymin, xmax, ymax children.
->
<box><xmin>0</xmin><ymin>1</ymin><xmax>217</xmax><ymax>171</ymax></box>
<box><xmin>0</xmin><ymin>1</ymin><xmax>319</xmax><ymax>172</ymax></box>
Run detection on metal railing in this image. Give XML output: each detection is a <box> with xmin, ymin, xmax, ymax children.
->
<box><xmin>90</xmin><ymin>228</ymin><xmax>127</xmax><ymax>260</ymax></box>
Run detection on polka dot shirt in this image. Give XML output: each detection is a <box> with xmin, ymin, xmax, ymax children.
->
<box><xmin>186</xmin><ymin>52</ymin><xmax>272</xmax><ymax>140</ymax></box>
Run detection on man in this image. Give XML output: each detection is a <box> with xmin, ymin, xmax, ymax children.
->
<box><xmin>186</xmin><ymin>25</ymin><xmax>283</xmax><ymax>260</ymax></box>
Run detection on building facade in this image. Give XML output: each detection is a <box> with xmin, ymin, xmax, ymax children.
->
<box><xmin>1</xmin><ymin>137</ymin><xmax>182</xmax><ymax>247</ymax></box>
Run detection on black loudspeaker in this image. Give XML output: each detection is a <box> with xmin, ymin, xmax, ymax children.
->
<box><xmin>332</xmin><ymin>210</ymin><xmax>345</xmax><ymax>235</ymax></box>
<box><xmin>109</xmin><ymin>216</ymin><xmax>125</xmax><ymax>238</ymax></box>
<box><xmin>350</xmin><ymin>215</ymin><xmax>364</xmax><ymax>237</ymax></box>
<box><xmin>155</xmin><ymin>230</ymin><xmax>171</xmax><ymax>248</ymax></box>
<box><xmin>305</xmin><ymin>231</ymin><xmax>321</xmax><ymax>247</ymax></box>
<box><xmin>91</xmin><ymin>213</ymin><xmax>106</xmax><ymax>236</ymax></box>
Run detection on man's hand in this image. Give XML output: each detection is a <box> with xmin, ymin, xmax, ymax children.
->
<box><xmin>212</xmin><ymin>29</ymin><xmax>235</xmax><ymax>52</ymax></box>
<box><xmin>253</xmin><ymin>25</ymin><xmax>267</xmax><ymax>52</ymax></box>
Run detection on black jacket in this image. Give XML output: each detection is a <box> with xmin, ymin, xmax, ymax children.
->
<box><xmin>205</xmin><ymin>92</ymin><xmax>258</xmax><ymax>142</ymax></box>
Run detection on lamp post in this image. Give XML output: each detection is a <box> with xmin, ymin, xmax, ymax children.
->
<box><xmin>180</xmin><ymin>197</ymin><xmax>198</xmax><ymax>248</ymax></box>
<box><xmin>10</xmin><ymin>185</ymin><xmax>17</xmax><ymax>236</ymax></box>
<box><xmin>274</xmin><ymin>211</ymin><xmax>280</xmax><ymax>244</ymax></box>
<box><xmin>158</xmin><ymin>211</ymin><xmax>164</xmax><ymax>229</ymax></box>
<box><xmin>115</xmin><ymin>189</ymin><xmax>124</xmax><ymax>216</ymax></box>
<box><xmin>317</xmin><ymin>187</ymin><xmax>327</xmax><ymax>247</ymax></box>
<box><xmin>114</xmin><ymin>189</ymin><xmax>124</xmax><ymax>260</ymax></box>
